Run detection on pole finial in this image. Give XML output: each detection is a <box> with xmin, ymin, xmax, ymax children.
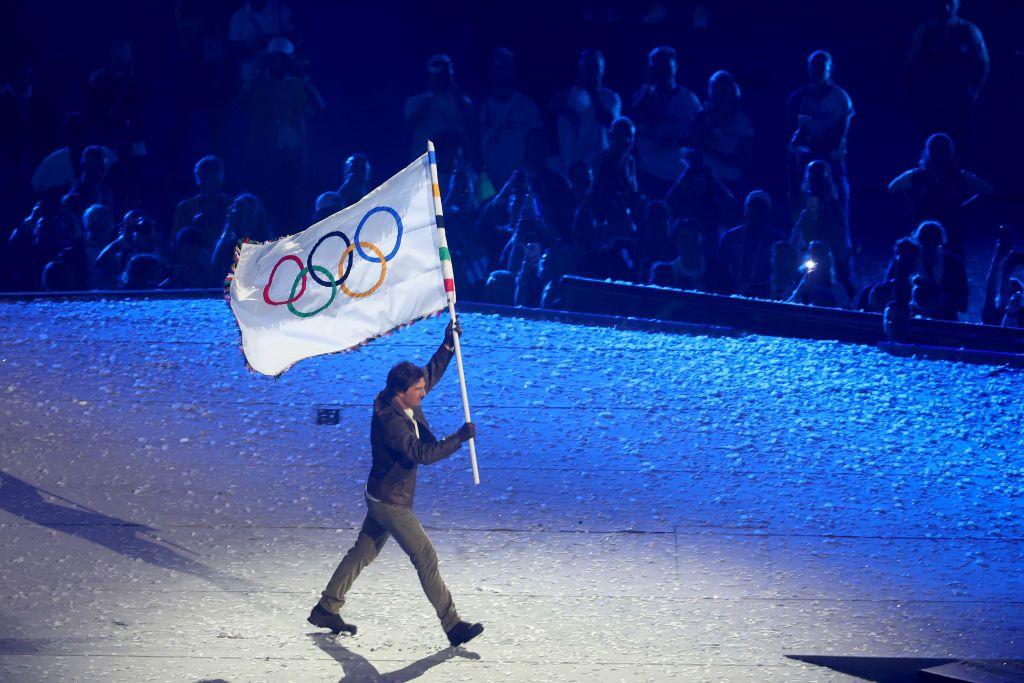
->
<box><xmin>427</xmin><ymin>140</ymin><xmax>435</xmax><ymax>152</ymax></box>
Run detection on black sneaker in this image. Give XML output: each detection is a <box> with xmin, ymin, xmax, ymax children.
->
<box><xmin>446</xmin><ymin>621</ymin><xmax>484</xmax><ymax>647</ymax></box>
<box><xmin>307</xmin><ymin>604</ymin><xmax>357</xmax><ymax>635</ymax></box>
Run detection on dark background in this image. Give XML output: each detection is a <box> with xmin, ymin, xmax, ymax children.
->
<box><xmin>4</xmin><ymin>0</ymin><xmax>1023</xmax><ymax>245</ymax></box>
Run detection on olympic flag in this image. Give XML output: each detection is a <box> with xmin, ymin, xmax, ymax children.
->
<box><xmin>227</xmin><ymin>152</ymin><xmax>449</xmax><ymax>377</ymax></box>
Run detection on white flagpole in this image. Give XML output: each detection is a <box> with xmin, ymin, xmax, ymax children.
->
<box><xmin>427</xmin><ymin>140</ymin><xmax>480</xmax><ymax>485</ymax></box>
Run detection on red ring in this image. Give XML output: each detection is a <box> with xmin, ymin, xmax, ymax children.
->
<box><xmin>264</xmin><ymin>255</ymin><xmax>307</xmax><ymax>305</ymax></box>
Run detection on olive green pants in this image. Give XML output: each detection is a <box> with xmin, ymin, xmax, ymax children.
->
<box><xmin>319</xmin><ymin>494</ymin><xmax>460</xmax><ymax>632</ymax></box>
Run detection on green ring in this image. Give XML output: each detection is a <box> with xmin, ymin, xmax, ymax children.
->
<box><xmin>287</xmin><ymin>265</ymin><xmax>337</xmax><ymax>318</ymax></box>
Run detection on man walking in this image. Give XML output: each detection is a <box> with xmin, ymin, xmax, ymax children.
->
<box><xmin>308</xmin><ymin>319</ymin><xmax>483</xmax><ymax>648</ymax></box>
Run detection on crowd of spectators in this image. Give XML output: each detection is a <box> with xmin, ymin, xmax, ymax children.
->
<box><xmin>2</xmin><ymin>0</ymin><xmax>1020</xmax><ymax>329</ymax></box>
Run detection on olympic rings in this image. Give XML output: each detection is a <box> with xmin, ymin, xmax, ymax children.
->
<box><xmin>264</xmin><ymin>255</ymin><xmax>307</xmax><ymax>306</ymax></box>
<box><xmin>339</xmin><ymin>241</ymin><xmax>387</xmax><ymax>298</ymax></box>
<box><xmin>287</xmin><ymin>265</ymin><xmax>337</xmax><ymax>318</ymax></box>
<box><xmin>307</xmin><ymin>231</ymin><xmax>353</xmax><ymax>287</ymax></box>
<box><xmin>261</xmin><ymin>205</ymin><xmax>403</xmax><ymax>317</ymax></box>
<box><xmin>353</xmin><ymin>206</ymin><xmax>403</xmax><ymax>263</ymax></box>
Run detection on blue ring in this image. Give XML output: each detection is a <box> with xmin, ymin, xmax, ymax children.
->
<box><xmin>307</xmin><ymin>230</ymin><xmax>353</xmax><ymax>288</ymax></box>
<box><xmin>353</xmin><ymin>206</ymin><xmax>403</xmax><ymax>263</ymax></box>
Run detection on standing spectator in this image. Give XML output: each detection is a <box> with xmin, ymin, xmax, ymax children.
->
<box><xmin>87</xmin><ymin>40</ymin><xmax>150</xmax><ymax>212</ymax></box>
<box><xmin>229</xmin><ymin>0</ymin><xmax>298</xmax><ymax>82</ymax></box>
<box><xmin>912</xmin><ymin>220</ymin><xmax>968</xmax><ymax>320</ymax></box>
<box><xmin>404</xmin><ymin>55</ymin><xmax>475</xmax><ymax>161</ymax></box>
<box><xmin>0</xmin><ymin>56</ymin><xmax>50</xmax><ymax>230</ymax></box>
<box><xmin>631</xmin><ymin>46</ymin><xmax>701</xmax><ymax>198</ymax></box>
<box><xmin>237</xmin><ymin>37</ymin><xmax>323</xmax><ymax>229</ymax></box>
<box><xmin>337</xmin><ymin>153</ymin><xmax>371</xmax><ymax>208</ymax></box>
<box><xmin>791</xmin><ymin>160</ymin><xmax>853</xmax><ymax>298</ymax></box>
<box><xmin>788</xmin><ymin>240</ymin><xmax>849</xmax><ymax>308</ymax></box>
<box><xmin>786</xmin><ymin>50</ymin><xmax>854</xmax><ymax>223</ymax></box>
<box><xmin>553</xmin><ymin>50</ymin><xmax>621</xmax><ymax>174</ymax></box>
<box><xmin>172</xmin><ymin>155</ymin><xmax>232</xmax><ymax>246</ymax></box>
<box><xmin>478</xmin><ymin>48</ymin><xmax>542</xmax><ymax>190</ymax></box>
<box><xmin>665</xmin><ymin>158</ymin><xmax>736</xmax><ymax>264</ymax></box>
<box><xmin>908</xmin><ymin>0</ymin><xmax>988</xmax><ymax>154</ymax></box>
<box><xmin>887</xmin><ymin>132</ymin><xmax>992</xmax><ymax>255</ymax></box>
<box><xmin>718</xmin><ymin>190</ymin><xmax>786</xmax><ymax>295</ymax></box>
<box><xmin>62</xmin><ymin>146</ymin><xmax>115</xmax><ymax>219</ymax></box>
<box><xmin>588</xmin><ymin>116</ymin><xmax>642</xmax><ymax>233</ymax></box>
<box><xmin>694</xmin><ymin>70</ymin><xmax>753</xmax><ymax>195</ymax></box>
<box><xmin>32</xmin><ymin>113</ymin><xmax>116</xmax><ymax>198</ymax></box>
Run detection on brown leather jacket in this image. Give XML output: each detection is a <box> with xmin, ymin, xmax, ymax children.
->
<box><xmin>365</xmin><ymin>341</ymin><xmax>463</xmax><ymax>508</ymax></box>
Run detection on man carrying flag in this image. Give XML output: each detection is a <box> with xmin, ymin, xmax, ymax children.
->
<box><xmin>307</xmin><ymin>318</ymin><xmax>483</xmax><ymax>647</ymax></box>
<box><xmin>226</xmin><ymin>144</ymin><xmax>482</xmax><ymax>646</ymax></box>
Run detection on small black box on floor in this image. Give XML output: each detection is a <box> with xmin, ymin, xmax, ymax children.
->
<box><xmin>316</xmin><ymin>406</ymin><xmax>340</xmax><ymax>425</ymax></box>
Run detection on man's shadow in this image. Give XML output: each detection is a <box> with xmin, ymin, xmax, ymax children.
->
<box><xmin>0</xmin><ymin>470</ymin><xmax>253</xmax><ymax>592</ymax></box>
<box><xmin>309</xmin><ymin>633</ymin><xmax>481</xmax><ymax>682</ymax></box>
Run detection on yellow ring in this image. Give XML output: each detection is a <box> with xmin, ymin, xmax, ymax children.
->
<box><xmin>338</xmin><ymin>241</ymin><xmax>387</xmax><ymax>298</ymax></box>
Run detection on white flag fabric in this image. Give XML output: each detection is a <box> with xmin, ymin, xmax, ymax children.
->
<box><xmin>227</xmin><ymin>153</ymin><xmax>447</xmax><ymax>376</ymax></box>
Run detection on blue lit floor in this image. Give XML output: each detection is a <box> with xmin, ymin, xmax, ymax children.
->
<box><xmin>0</xmin><ymin>299</ymin><xmax>1021</xmax><ymax>681</ymax></box>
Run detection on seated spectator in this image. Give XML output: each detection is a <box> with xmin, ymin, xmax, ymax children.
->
<box><xmin>404</xmin><ymin>54</ymin><xmax>475</xmax><ymax>161</ymax></box>
<box><xmin>336</xmin><ymin>153</ymin><xmax>371</xmax><ymax>208</ymax></box>
<box><xmin>570</xmin><ymin>205</ymin><xmax>632</xmax><ymax>282</ymax></box>
<box><xmin>631</xmin><ymin>46</ymin><xmax>701</xmax><ymax>197</ymax></box>
<box><xmin>718</xmin><ymin>190</ymin><xmax>785</xmax><ymax>294</ymax></box>
<box><xmin>173</xmin><ymin>155</ymin><xmax>232</xmax><ymax>246</ymax></box>
<box><xmin>479</xmin><ymin>48</ymin><xmax>542</xmax><ymax>191</ymax></box>
<box><xmin>513</xmin><ymin>241</ymin><xmax>545</xmax><ymax>307</ymax></box>
<box><xmin>909</xmin><ymin>274</ymin><xmax>945</xmax><ymax>319</ymax></box>
<box><xmin>982</xmin><ymin>225</ymin><xmax>1024</xmax><ymax>327</ymax></box>
<box><xmin>665</xmin><ymin>156</ymin><xmax>736</xmax><ymax>259</ymax></box>
<box><xmin>42</xmin><ymin>245</ymin><xmax>90</xmax><ymax>291</ymax></box>
<box><xmin>788</xmin><ymin>240</ymin><xmax>849</xmax><ymax>308</ymax></box>
<box><xmin>884</xmin><ymin>236</ymin><xmax>922</xmax><ymax>305</ymax></box>
<box><xmin>588</xmin><ymin>116</ymin><xmax>642</xmax><ymax>232</ymax></box>
<box><xmin>694</xmin><ymin>70</ymin><xmax>753</xmax><ymax>194</ymax></box>
<box><xmin>163</xmin><ymin>226</ymin><xmax>214</xmax><ymax>288</ymax></box>
<box><xmin>95</xmin><ymin>210</ymin><xmax>163</xmax><ymax>287</ymax></box>
<box><xmin>477</xmin><ymin>167</ymin><xmax>535</xmax><ymax>263</ymax></box>
<box><xmin>483</xmin><ymin>269</ymin><xmax>515</xmax><ymax>305</ymax></box>
<box><xmin>855</xmin><ymin>279</ymin><xmax>899</xmax><ymax>314</ymax></box>
<box><xmin>648</xmin><ymin>218</ymin><xmax>708</xmax><ymax>290</ymax></box>
<box><xmin>312</xmin><ymin>191</ymin><xmax>343</xmax><ymax>223</ymax></box>
<box><xmin>791</xmin><ymin>160</ymin><xmax>853</xmax><ymax>298</ymax></box>
<box><xmin>760</xmin><ymin>240</ymin><xmax>803</xmax><ymax>301</ymax></box>
<box><xmin>519</xmin><ymin>128</ymin><xmax>574</xmax><ymax>243</ymax></box>
<box><xmin>82</xmin><ymin>204</ymin><xmax>116</xmax><ymax>289</ymax></box>
<box><xmin>912</xmin><ymin>220</ymin><xmax>968</xmax><ymax>320</ymax></box>
<box><xmin>637</xmin><ymin>199</ymin><xmax>672</xmax><ymax>283</ymax></box>
<box><xmin>553</xmin><ymin>49</ymin><xmax>621</xmax><ymax>174</ymax></box>
<box><xmin>567</xmin><ymin>160</ymin><xmax>594</xmax><ymax>208</ymax></box>
<box><xmin>211</xmin><ymin>192</ymin><xmax>273</xmax><ymax>277</ymax></box>
<box><xmin>888</xmin><ymin>132</ymin><xmax>993</xmax><ymax>254</ymax></box>
<box><xmin>120</xmin><ymin>252</ymin><xmax>167</xmax><ymax>289</ymax></box>
<box><xmin>539</xmin><ymin>242</ymin><xmax>578</xmax><ymax>309</ymax></box>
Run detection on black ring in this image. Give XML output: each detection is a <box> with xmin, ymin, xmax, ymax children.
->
<box><xmin>307</xmin><ymin>231</ymin><xmax>353</xmax><ymax>288</ymax></box>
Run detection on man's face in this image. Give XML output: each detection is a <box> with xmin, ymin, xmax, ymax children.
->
<box><xmin>396</xmin><ymin>377</ymin><xmax>427</xmax><ymax>409</ymax></box>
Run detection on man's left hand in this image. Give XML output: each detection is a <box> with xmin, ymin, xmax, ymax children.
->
<box><xmin>444</xmin><ymin>319</ymin><xmax>462</xmax><ymax>349</ymax></box>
